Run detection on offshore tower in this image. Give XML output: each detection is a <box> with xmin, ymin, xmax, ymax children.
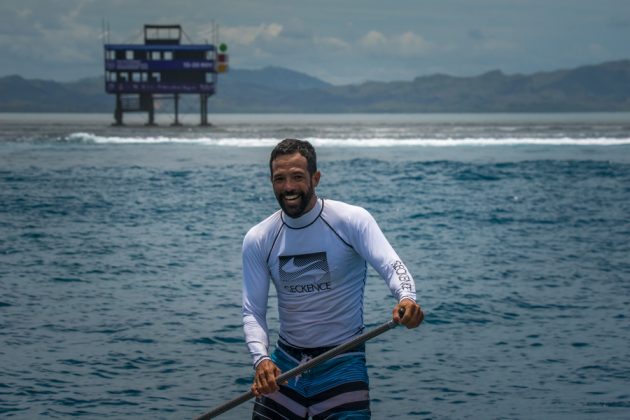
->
<box><xmin>103</xmin><ymin>24</ymin><xmax>228</xmax><ymax>126</ymax></box>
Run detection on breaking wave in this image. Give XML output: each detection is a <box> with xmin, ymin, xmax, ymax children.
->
<box><xmin>66</xmin><ymin>132</ymin><xmax>630</xmax><ymax>147</ymax></box>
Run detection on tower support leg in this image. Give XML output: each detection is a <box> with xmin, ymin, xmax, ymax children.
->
<box><xmin>147</xmin><ymin>93</ymin><xmax>156</xmax><ymax>126</ymax></box>
<box><xmin>113</xmin><ymin>94</ymin><xmax>124</xmax><ymax>126</ymax></box>
<box><xmin>200</xmin><ymin>93</ymin><xmax>210</xmax><ymax>126</ymax></box>
<box><xmin>172</xmin><ymin>93</ymin><xmax>182</xmax><ymax>126</ymax></box>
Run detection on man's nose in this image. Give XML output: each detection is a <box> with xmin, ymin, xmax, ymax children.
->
<box><xmin>283</xmin><ymin>178</ymin><xmax>298</xmax><ymax>190</ymax></box>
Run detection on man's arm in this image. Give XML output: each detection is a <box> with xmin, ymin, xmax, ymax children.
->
<box><xmin>242</xmin><ymin>232</ymin><xmax>272</xmax><ymax>367</ymax></box>
<box><xmin>349</xmin><ymin>207</ymin><xmax>424</xmax><ymax>328</ymax></box>
<box><xmin>242</xmin><ymin>230</ymin><xmax>286</xmax><ymax>396</ymax></box>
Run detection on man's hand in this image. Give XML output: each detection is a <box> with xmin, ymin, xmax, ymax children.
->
<box><xmin>393</xmin><ymin>299</ymin><xmax>424</xmax><ymax>328</ymax></box>
<box><xmin>252</xmin><ymin>359</ymin><xmax>283</xmax><ymax>397</ymax></box>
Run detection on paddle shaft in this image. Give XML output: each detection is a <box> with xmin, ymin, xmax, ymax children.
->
<box><xmin>194</xmin><ymin>315</ymin><xmax>401</xmax><ymax>419</ymax></box>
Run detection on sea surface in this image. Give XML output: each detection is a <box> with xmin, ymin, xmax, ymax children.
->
<box><xmin>1</xmin><ymin>112</ymin><xmax>629</xmax><ymax>419</ymax></box>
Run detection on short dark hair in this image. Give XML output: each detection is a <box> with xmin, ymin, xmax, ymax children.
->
<box><xmin>269</xmin><ymin>138</ymin><xmax>317</xmax><ymax>176</ymax></box>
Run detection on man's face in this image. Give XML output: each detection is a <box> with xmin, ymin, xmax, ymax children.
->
<box><xmin>271</xmin><ymin>153</ymin><xmax>320</xmax><ymax>218</ymax></box>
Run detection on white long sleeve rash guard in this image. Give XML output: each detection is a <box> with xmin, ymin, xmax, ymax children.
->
<box><xmin>242</xmin><ymin>198</ymin><xmax>417</xmax><ymax>367</ymax></box>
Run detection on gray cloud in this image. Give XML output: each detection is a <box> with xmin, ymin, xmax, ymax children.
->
<box><xmin>0</xmin><ymin>0</ymin><xmax>629</xmax><ymax>83</ymax></box>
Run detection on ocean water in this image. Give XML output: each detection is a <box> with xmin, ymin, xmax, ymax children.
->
<box><xmin>1</xmin><ymin>112</ymin><xmax>629</xmax><ymax>419</ymax></box>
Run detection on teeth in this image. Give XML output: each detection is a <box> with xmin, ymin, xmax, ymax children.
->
<box><xmin>284</xmin><ymin>194</ymin><xmax>299</xmax><ymax>200</ymax></box>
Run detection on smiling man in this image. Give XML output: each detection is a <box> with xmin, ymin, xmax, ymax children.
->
<box><xmin>242</xmin><ymin>138</ymin><xmax>424</xmax><ymax>419</ymax></box>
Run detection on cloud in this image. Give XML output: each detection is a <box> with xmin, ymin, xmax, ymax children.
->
<box><xmin>0</xmin><ymin>0</ymin><xmax>99</xmax><ymax>64</ymax></box>
<box><xmin>397</xmin><ymin>31</ymin><xmax>433</xmax><ymax>55</ymax></box>
<box><xmin>359</xmin><ymin>30</ymin><xmax>433</xmax><ymax>56</ymax></box>
<box><xmin>209</xmin><ymin>23</ymin><xmax>284</xmax><ymax>46</ymax></box>
<box><xmin>468</xmin><ymin>29</ymin><xmax>485</xmax><ymax>41</ymax></box>
<box><xmin>466</xmin><ymin>28</ymin><xmax>514</xmax><ymax>52</ymax></box>
<box><xmin>588</xmin><ymin>42</ymin><xmax>606</xmax><ymax>54</ymax></box>
<box><xmin>15</xmin><ymin>8</ymin><xmax>32</xmax><ymax>19</ymax></box>
<box><xmin>359</xmin><ymin>30</ymin><xmax>388</xmax><ymax>48</ymax></box>
<box><xmin>313</xmin><ymin>35</ymin><xmax>350</xmax><ymax>50</ymax></box>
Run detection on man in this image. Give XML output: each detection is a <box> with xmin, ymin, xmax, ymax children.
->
<box><xmin>242</xmin><ymin>139</ymin><xmax>423</xmax><ymax>419</ymax></box>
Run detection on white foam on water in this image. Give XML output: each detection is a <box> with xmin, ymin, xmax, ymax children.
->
<box><xmin>67</xmin><ymin>132</ymin><xmax>630</xmax><ymax>147</ymax></box>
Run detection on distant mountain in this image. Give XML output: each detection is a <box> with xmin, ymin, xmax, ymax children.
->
<box><xmin>209</xmin><ymin>66</ymin><xmax>333</xmax><ymax>112</ymax></box>
<box><xmin>0</xmin><ymin>75</ymin><xmax>109</xmax><ymax>112</ymax></box>
<box><xmin>1</xmin><ymin>60</ymin><xmax>629</xmax><ymax>112</ymax></box>
<box><xmin>224</xmin><ymin>66</ymin><xmax>332</xmax><ymax>91</ymax></box>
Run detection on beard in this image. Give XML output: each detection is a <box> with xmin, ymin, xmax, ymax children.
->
<box><xmin>275</xmin><ymin>184</ymin><xmax>316</xmax><ymax>218</ymax></box>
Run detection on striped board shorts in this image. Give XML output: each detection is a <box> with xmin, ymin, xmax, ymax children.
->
<box><xmin>252</xmin><ymin>340</ymin><xmax>371</xmax><ymax>419</ymax></box>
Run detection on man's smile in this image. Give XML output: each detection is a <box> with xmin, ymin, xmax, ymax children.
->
<box><xmin>283</xmin><ymin>193</ymin><xmax>301</xmax><ymax>202</ymax></box>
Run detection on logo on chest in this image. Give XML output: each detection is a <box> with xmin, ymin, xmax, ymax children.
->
<box><xmin>279</xmin><ymin>252</ymin><xmax>332</xmax><ymax>294</ymax></box>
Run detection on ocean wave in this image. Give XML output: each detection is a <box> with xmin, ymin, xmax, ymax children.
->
<box><xmin>66</xmin><ymin>133</ymin><xmax>280</xmax><ymax>147</ymax></box>
<box><xmin>66</xmin><ymin>132</ymin><xmax>630</xmax><ymax>147</ymax></box>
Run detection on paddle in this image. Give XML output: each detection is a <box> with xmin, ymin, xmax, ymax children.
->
<box><xmin>194</xmin><ymin>308</ymin><xmax>405</xmax><ymax>420</ymax></box>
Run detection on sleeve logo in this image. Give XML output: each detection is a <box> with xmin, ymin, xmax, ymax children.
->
<box><xmin>392</xmin><ymin>260</ymin><xmax>414</xmax><ymax>292</ymax></box>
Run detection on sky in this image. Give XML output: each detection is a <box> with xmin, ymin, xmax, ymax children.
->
<box><xmin>0</xmin><ymin>0</ymin><xmax>629</xmax><ymax>85</ymax></box>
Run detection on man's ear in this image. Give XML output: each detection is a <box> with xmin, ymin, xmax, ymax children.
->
<box><xmin>312</xmin><ymin>171</ymin><xmax>321</xmax><ymax>187</ymax></box>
